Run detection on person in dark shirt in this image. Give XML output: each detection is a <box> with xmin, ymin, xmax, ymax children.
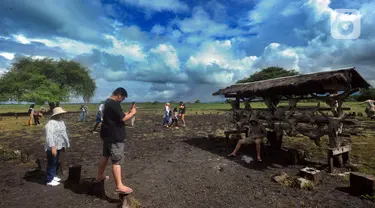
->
<box><xmin>178</xmin><ymin>102</ymin><xmax>186</xmax><ymax>127</ymax></box>
<box><xmin>95</xmin><ymin>87</ymin><xmax>136</xmax><ymax>194</ymax></box>
<box><xmin>28</xmin><ymin>104</ymin><xmax>35</xmax><ymax>126</ymax></box>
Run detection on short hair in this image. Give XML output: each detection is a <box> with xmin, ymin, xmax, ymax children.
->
<box><xmin>112</xmin><ymin>87</ymin><xmax>128</xmax><ymax>97</ymax></box>
<box><xmin>132</xmin><ymin>102</ymin><xmax>135</xmax><ymax>105</ymax></box>
<box><xmin>180</xmin><ymin>101</ymin><xmax>183</xmax><ymax>104</ymax></box>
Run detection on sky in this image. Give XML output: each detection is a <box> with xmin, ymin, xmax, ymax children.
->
<box><xmin>0</xmin><ymin>0</ymin><xmax>374</xmax><ymax>103</ymax></box>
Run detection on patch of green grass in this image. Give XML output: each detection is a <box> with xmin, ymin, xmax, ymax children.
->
<box><xmin>360</xmin><ymin>194</ymin><xmax>375</xmax><ymax>202</ymax></box>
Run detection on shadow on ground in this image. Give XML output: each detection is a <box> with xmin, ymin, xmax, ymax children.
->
<box><xmin>23</xmin><ymin>168</ymin><xmax>46</xmax><ymax>185</ymax></box>
<box><xmin>184</xmin><ymin>136</ymin><xmax>328</xmax><ymax>171</ymax></box>
<box><xmin>335</xmin><ymin>186</ymin><xmax>352</xmax><ymax>195</ymax></box>
<box><xmin>64</xmin><ymin>178</ymin><xmax>121</xmax><ymax>204</ymax></box>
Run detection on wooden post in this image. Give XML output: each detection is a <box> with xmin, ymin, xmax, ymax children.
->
<box><xmin>89</xmin><ymin>179</ymin><xmax>106</xmax><ymax>198</ymax></box>
<box><xmin>267</xmin><ymin>131</ymin><xmax>283</xmax><ymax>150</ymax></box>
<box><xmin>67</xmin><ymin>164</ymin><xmax>82</xmax><ymax>184</ymax></box>
<box><xmin>327</xmin><ymin>145</ymin><xmax>351</xmax><ymax>173</ymax></box>
<box><xmin>328</xmin><ymin>151</ymin><xmax>334</xmax><ymax>173</ymax></box>
<box><xmin>235</xmin><ymin>96</ymin><xmax>240</xmax><ymax>122</ymax></box>
<box><xmin>225</xmin><ymin>132</ymin><xmax>230</xmax><ymax>144</ymax></box>
<box><xmin>342</xmin><ymin>152</ymin><xmax>349</xmax><ymax>164</ymax></box>
<box><xmin>36</xmin><ymin>158</ymin><xmax>44</xmax><ymax>170</ymax></box>
<box><xmin>350</xmin><ymin>172</ymin><xmax>375</xmax><ymax>196</ymax></box>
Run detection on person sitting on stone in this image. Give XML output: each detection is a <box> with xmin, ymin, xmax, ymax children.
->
<box><xmin>228</xmin><ymin>114</ymin><xmax>267</xmax><ymax>162</ymax></box>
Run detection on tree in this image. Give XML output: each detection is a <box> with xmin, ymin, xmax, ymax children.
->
<box><xmin>356</xmin><ymin>88</ymin><xmax>375</xmax><ymax>101</ymax></box>
<box><xmin>194</xmin><ymin>100</ymin><xmax>200</xmax><ymax>104</ymax></box>
<box><xmin>0</xmin><ymin>57</ymin><xmax>96</xmax><ymax>110</ymax></box>
<box><xmin>237</xmin><ymin>66</ymin><xmax>299</xmax><ymax>83</ymax></box>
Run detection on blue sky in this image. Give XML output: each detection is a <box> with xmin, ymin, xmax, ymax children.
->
<box><xmin>0</xmin><ymin>0</ymin><xmax>374</xmax><ymax>102</ymax></box>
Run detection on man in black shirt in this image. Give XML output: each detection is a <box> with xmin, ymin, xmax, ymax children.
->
<box><xmin>95</xmin><ymin>87</ymin><xmax>136</xmax><ymax>194</ymax></box>
<box><xmin>178</xmin><ymin>101</ymin><xmax>186</xmax><ymax>127</ymax></box>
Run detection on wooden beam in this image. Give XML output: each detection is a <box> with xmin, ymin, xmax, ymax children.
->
<box><xmin>250</xmin><ymin>107</ymin><xmax>351</xmax><ymax>111</ymax></box>
<box><xmin>257</xmin><ymin>115</ymin><xmax>357</xmax><ymax>125</ymax></box>
<box><xmin>328</xmin><ymin>145</ymin><xmax>351</xmax><ymax>156</ymax></box>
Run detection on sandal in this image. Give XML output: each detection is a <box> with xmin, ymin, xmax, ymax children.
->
<box><xmin>227</xmin><ymin>154</ymin><xmax>236</xmax><ymax>157</ymax></box>
<box><xmin>115</xmin><ymin>187</ymin><xmax>133</xmax><ymax>194</ymax></box>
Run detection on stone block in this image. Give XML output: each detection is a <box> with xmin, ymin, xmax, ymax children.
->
<box><xmin>350</xmin><ymin>172</ymin><xmax>375</xmax><ymax>196</ymax></box>
<box><xmin>272</xmin><ymin>172</ymin><xmax>288</xmax><ymax>184</ymax></box>
<box><xmin>295</xmin><ymin>178</ymin><xmax>314</xmax><ymax>190</ymax></box>
<box><xmin>299</xmin><ymin>167</ymin><xmax>323</xmax><ymax>184</ymax></box>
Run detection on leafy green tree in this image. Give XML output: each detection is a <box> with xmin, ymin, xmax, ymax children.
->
<box><xmin>237</xmin><ymin>66</ymin><xmax>299</xmax><ymax>83</ymax></box>
<box><xmin>194</xmin><ymin>100</ymin><xmax>200</xmax><ymax>104</ymax></box>
<box><xmin>356</xmin><ymin>88</ymin><xmax>375</xmax><ymax>101</ymax></box>
<box><xmin>0</xmin><ymin>57</ymin><xmax>96</xmax><ymax>110</ymax></box>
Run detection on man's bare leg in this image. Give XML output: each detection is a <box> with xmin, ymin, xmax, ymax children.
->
<box><xmin>96</xmin><ymin>156</ymin><xmax>109</xmax><ymax>180</ymax></box>
<box><xmin>229</xmin><ymin>140</ymin><xmax>245</xmax><ymax>156</ymax></box>
<box><xmin>181</xmin><ymin>114</ymin><xmax>185</xmax><ymax>126</ymax></box>
<box><xmin>112</xmin><ymin>164</ymin><xmax>133</xmax><ymax>193</ymax></box>
<box><xmin>92</xmin><ymin>123</ymin><xmax>99</xmax><ymax>132</ymax></box>
<box><xmin>255</xmin><ymin>139</ymin><xmax>262</xmax><ymax>161</ymax></box>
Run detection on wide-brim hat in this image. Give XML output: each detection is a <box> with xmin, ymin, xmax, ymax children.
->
<box><xmin>51</xmin><ymin>107</ymin><xmax>67</xmax><ymax>118</ymax></box>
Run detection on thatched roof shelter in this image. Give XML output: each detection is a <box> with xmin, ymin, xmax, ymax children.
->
<box><xmin>213</xmin><ymin>67</ymin><xmax>371</xmax><ymax>98</ymax></box>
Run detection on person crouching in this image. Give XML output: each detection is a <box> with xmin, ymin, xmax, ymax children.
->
<box><xmin>228</xmin><ymin>114</ymin><xmax>267</xmax><ymax>162</ymax></box>
<box><xmin>44</xmin><ymin>107</ymin><xmax>70</xmax><ymax>186</ymax></box>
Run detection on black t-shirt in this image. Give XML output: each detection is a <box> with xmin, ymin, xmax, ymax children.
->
<box><xmin>179</xmin><ymin>104</ymin><xmax>186</xmax><ymax>114</ymax></box>
<box><xmin>100</xmin><ymin>99</ymin><xmax>126</xmax><ymax>143</ymax></box>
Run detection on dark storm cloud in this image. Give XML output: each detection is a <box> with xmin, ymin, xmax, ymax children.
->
<box><xmin>0</xmin><ymin>0</ymin><xmax>113</xmax><ymax>46</ymax></box>
<box><xmin>0</xmin><ymin>38</ymin><xmax>67</xmax><ymax>58</ymax></box>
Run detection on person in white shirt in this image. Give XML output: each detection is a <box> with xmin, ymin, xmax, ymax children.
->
<box><xmin>163</xmin><ymin>103</ymin><xmax>170</xmax><ymax>127</ymax></box>
<box><xmin>92</xmin><ymin>102</ymin><xmax>105</xmax><ymax>133</ymax></box>
<box><xmin>128</xmin><ymin>102</ymin><xmax>136</xmax><ymax>127</ymax></box>
<box><xmin>44</xmin><ymin>107</ymin><xmax>70</xmax><ymax>186</ymax></box>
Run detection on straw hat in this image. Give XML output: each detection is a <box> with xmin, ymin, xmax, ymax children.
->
<box><xmin>51</xmin><ymin>107</ymin><xmax>67</xmax><ymax>117</ymax></box>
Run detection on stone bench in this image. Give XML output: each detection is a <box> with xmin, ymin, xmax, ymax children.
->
<box><xmin>350</xmin><ymin>172</ymin><xmax>375</xmax><ymax>196</ymax></box>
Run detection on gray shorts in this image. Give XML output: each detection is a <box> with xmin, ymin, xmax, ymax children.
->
<box><xmin>102</xmin><ymin>140</ymin><xmax>124</xmax><ymax>164</ymax></box>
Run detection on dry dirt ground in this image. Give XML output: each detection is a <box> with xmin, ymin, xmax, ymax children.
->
<box><xmin>0</xmin><ymin>111</ymin><xmax>374</xmax><ymax>208</ymax></box>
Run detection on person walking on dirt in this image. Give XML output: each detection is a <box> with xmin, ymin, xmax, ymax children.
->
<box><xmin>128</xmin><ymin>102</ymin><xmax>136</xmax><ymax>127</ymax></box>
<box><xmin>171</xmin><ymin>107</ymin><xmax>179</xmax><ymax>129</ymax></box>
<box><xmin>78</xmin><ymin>105</ymin><xmax>88</xmax><ymax>122</ymax></box>
<box><xmin>163</xmin><ymin>103</ymin><xmax>170</xmax><ymax>127</ymax></box>
<box><xmin>363</xmin><ymin>99</ymin><xmax>375</xmax><ymax>119</ymax></box>
<box><xmin>95</xmin><ymin>87</ymin><xmax>136</xmax><ymax>194</ymax></box>
<box><xmin>28</xmin><ymin>104</ymin><xmax>35</xmax><ymax>126</ymax></box>
<box><xmin>92</xmin><ymin>102</ymin><xmax>105</xmax><ymax>133</ymax></box>
<box><xmin>178</xmin><ymin>101</ymin><xmax>186</xmax><ymax>127</ymax></box>
<box><xmin>33</xmin><ymin>107</ymin><xmax>45</xmax><ymax>125</ymax></box>
<box><xmin>44</xmin><ymin>107</ymin><xmax>70</xmax><ymax>186</ymax></box>
<box><xmin>228</xmin><ymin>114</ymin><xmax>267</xmax><ymax>162</ymax></box>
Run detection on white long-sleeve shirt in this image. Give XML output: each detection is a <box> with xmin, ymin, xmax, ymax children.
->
<box><xmin>98</xmin><ymin>104</ymin><xmax>104</xmax><ymax>113</ymax></box>
<box><xmin>164</xmin><ymin>106</ymin><xmax>170</xmax><ymax>117</ymax></box>
<box><xmin>44</xmin><ymin>120</ymin><xmax>70</xmax><ymax>152</ymax></box>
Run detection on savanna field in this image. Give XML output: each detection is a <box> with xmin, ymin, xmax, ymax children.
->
<box><xmin>1</xmin><ymin>102</ymin><xmax>375</xmax><ymax>208</ymax></box>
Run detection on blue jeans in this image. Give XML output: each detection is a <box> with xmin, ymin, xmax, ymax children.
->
<box><xmin>79</xmin><ymin>111</ymin><xmax>86</xmax><ymax>121</ymax></box>
<box><xmin>46</xmin><ymin>149</ymin><xmax>61</xmax><ymax>183</ymax></box>
<box><xmin>163</xmin><ymin>116</ymin><xmax>170</xmax><ymax>125</ymax></box>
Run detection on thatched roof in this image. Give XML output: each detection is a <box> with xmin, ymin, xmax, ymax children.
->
<box><xmin>213</xmin><ymin>67</ymin><xmax>371</xmax><ymax>98</ymax></box>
